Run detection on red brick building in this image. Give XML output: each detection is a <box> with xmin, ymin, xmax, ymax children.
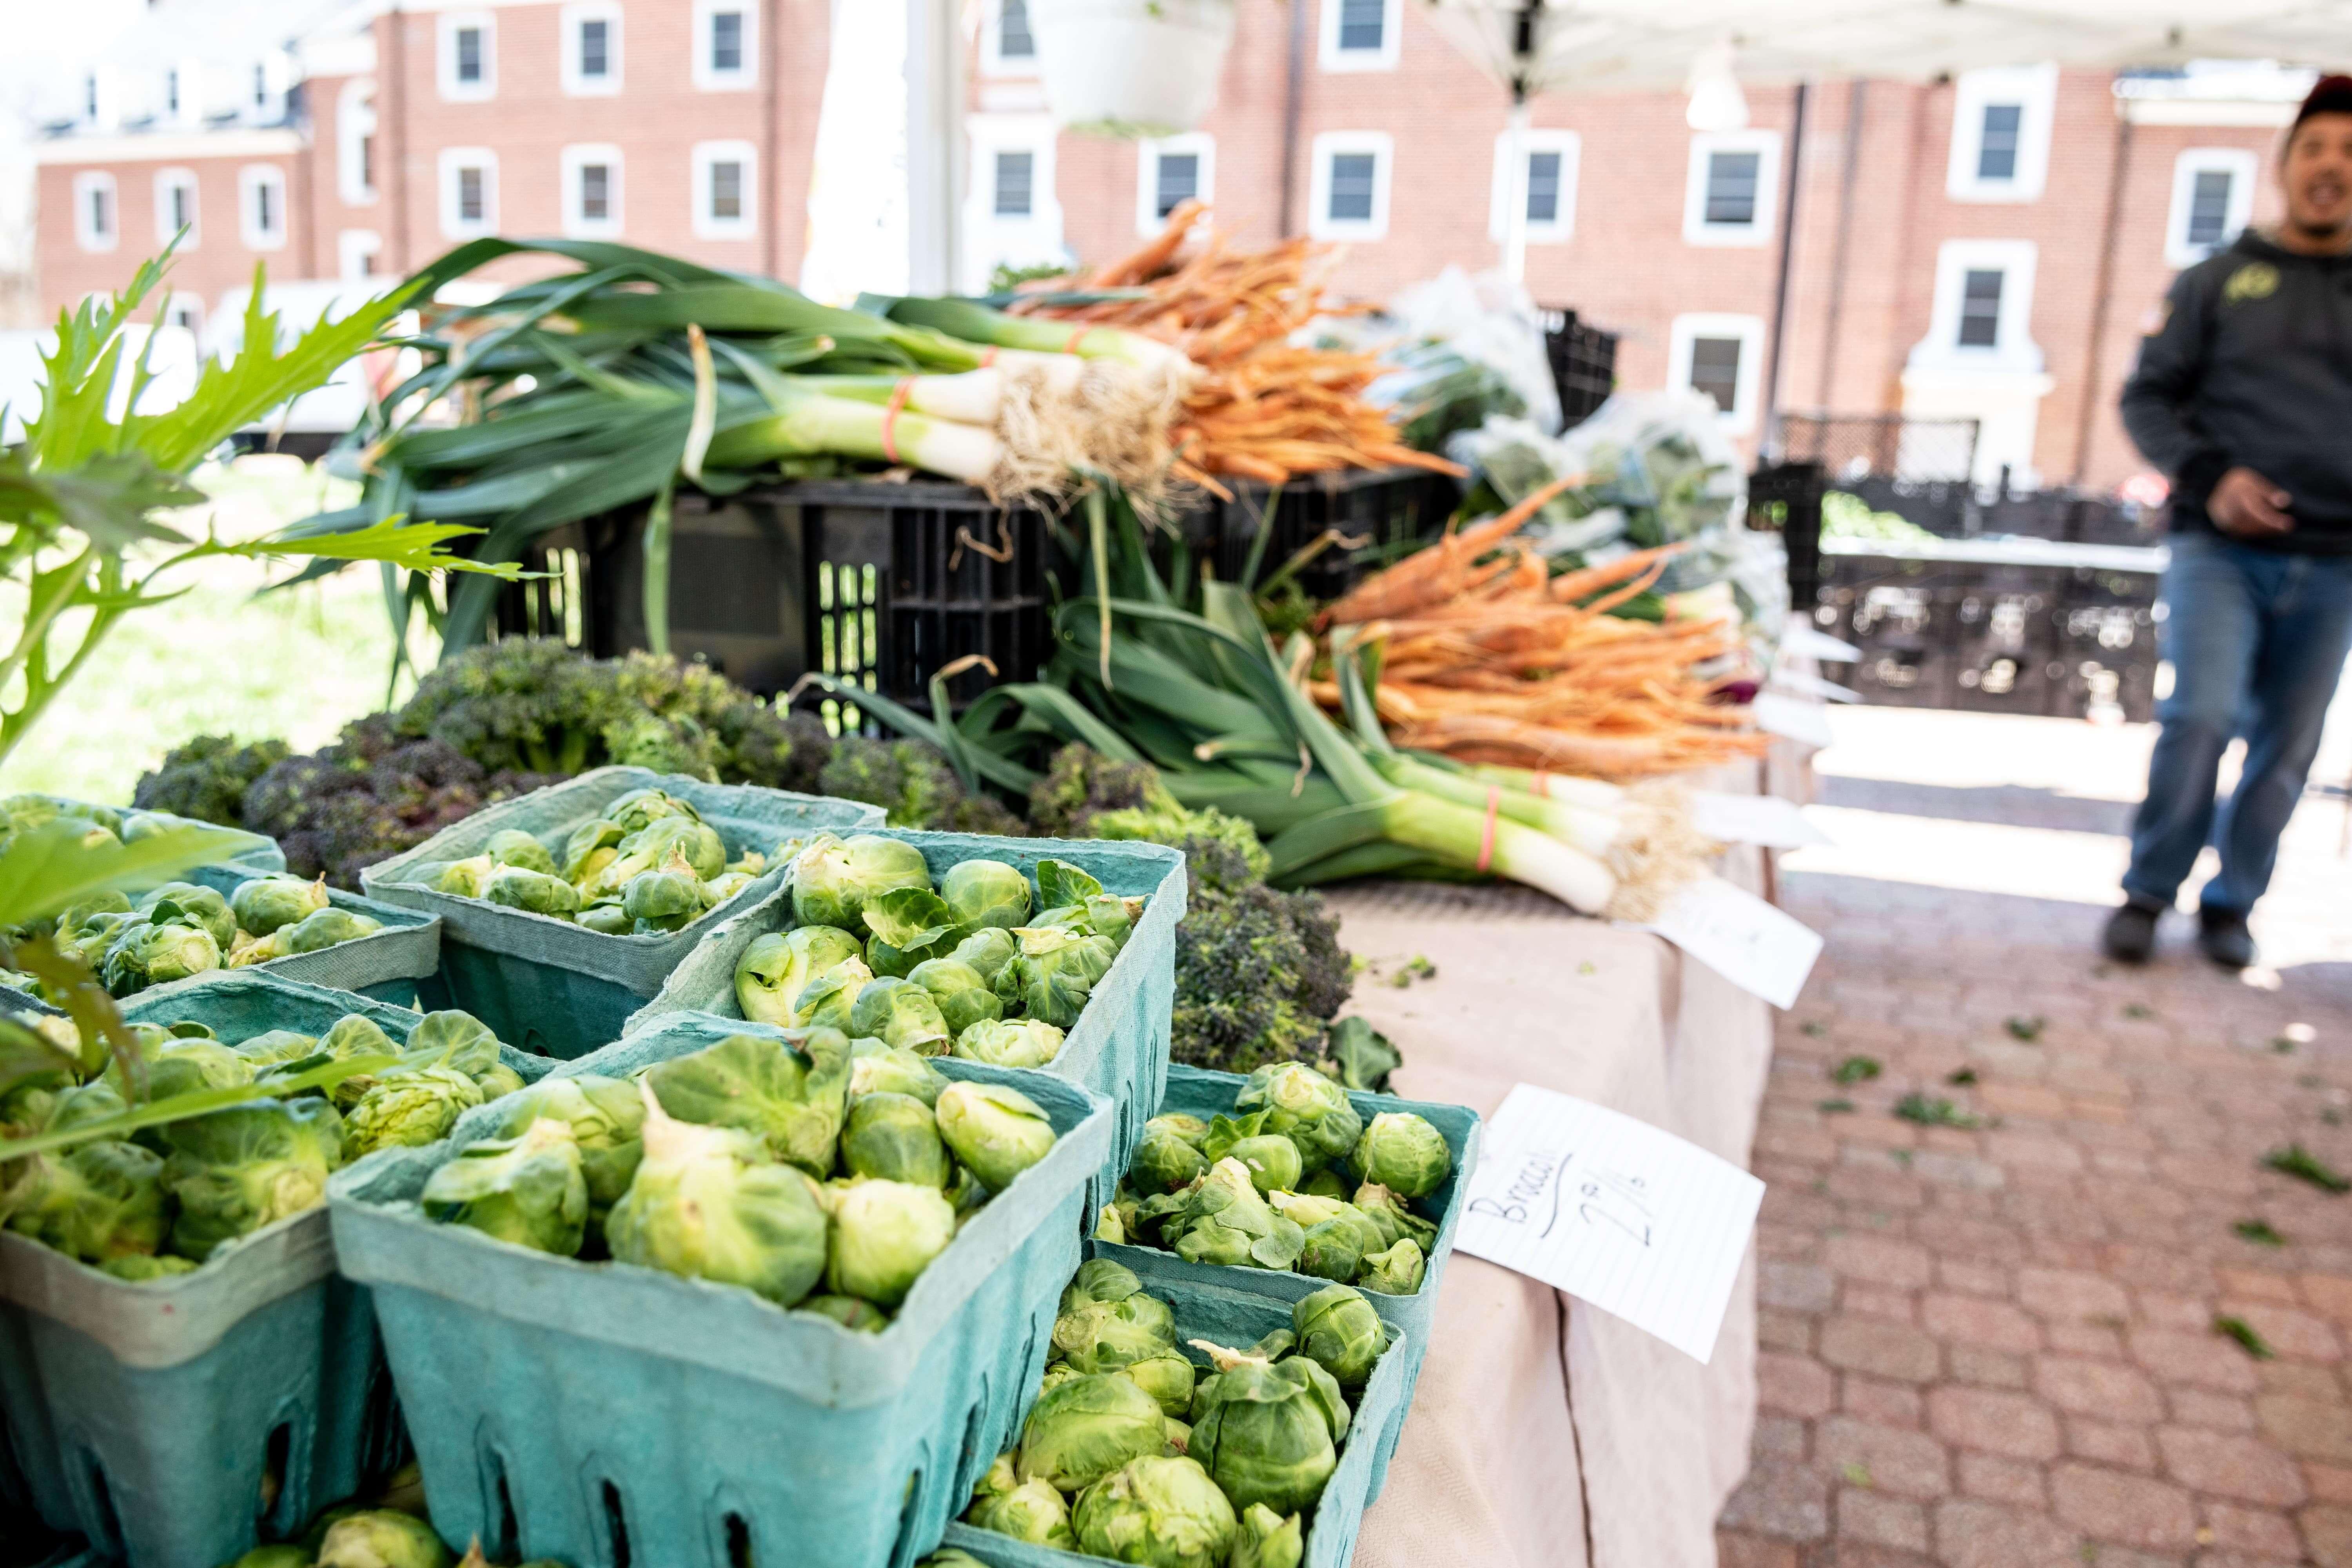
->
<box><xmin>33</xmin><ymin>0</ymin><xmax>2316</xmax><ymax>493</ymax></box>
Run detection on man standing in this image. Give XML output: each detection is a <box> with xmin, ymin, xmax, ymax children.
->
<box><xmin>2107</xmin><ymin>76</ymin><xmax>2352</xmax><ymax>969</ymax></box>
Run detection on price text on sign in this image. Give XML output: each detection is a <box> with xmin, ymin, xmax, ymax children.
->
<box><xmin>1456</xmin><ymin>1085</ymin><xmax>1766</xmax><ymax>1362</ymax></box>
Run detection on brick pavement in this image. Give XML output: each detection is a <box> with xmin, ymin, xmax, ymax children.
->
<box><xmin>1718</xmin><ymin>706</ymin><xmax>2352</xmax><ymax>1568</ymax></box>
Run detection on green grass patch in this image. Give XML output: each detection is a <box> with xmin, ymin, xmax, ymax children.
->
<box><xmin>1895</xmin><ymin>1092</ymin><xmax>1982</xmax><ymax>1130</ymax></box>
<box><xmin>2263</xmin><ymin>1144</ymin><xmax>2350</xmax><ymax>1194</ymax></box>
<box><xmin>1832</xmin><ymin>1055</ymin><xmax>1882</xmax><ymax>1085</ymax></box>
<box><xmin>2213</xmin><ymin>1315</ymin><xmax>2275</xmax><ymax>1359</ymax></box>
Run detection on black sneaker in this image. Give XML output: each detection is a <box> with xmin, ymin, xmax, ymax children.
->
<box><xmin>2197</xmin><ymin>906</ymin><xmax>2258</xmax><ymax>970</ymax></box>
<box><xmin>2101</xmin><ymin>898</ymin><xmax>2162</xmax><ymax>964</ymax></box>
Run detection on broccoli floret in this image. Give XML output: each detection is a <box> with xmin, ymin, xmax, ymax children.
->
<box><xmin>1170</xmin><ymin>875</ymin><xmax>1332</xmax><ymax>1075</ymax></box>
<box><xmin>1091</xmin><ymin>804</ymin><xmax>1273</xmax><ymax>882</ymax></box>
<box><xmin>1027</xmin><ymin>743</ymin><xmax>1170</xmax><ymax>838</ymax></box>
<box><xmin>395</xmin><ymin>638</ymin><xmax>621</xmax><ymax>775</ymax></box>
<box><xmin>770</xmin><ymin>708</ymin><xmax>837</xmax><ymax>795</ymax></box>
<box><xmin>941</xmin><ymin>793</ymin><xmax>1029</xmax><ymax>838</ymax></box>
<box><xmin>819</xmin><ymin>737</ymin><xmax>967</xmax><ymax>829</ymax></box>
<box><xmin>600</xmin><ymin>710</ymin><xmax>722</xmax><ymax>781</ymax></box>
<box><xmin>132</xmin><ymin>735</ymin><xmax>293</xmax><ymax>826</ymax></box>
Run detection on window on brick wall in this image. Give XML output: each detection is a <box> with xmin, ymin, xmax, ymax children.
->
<box><xmin>165</xmin><ymin>69</ymin><xmax>178</xmax><ymax>117</ymax></box>
<box><xmin>693</xmin><ymin>140</ymin><xmax>758</xmax><ymax>238</ymax></box>
<box><xmin>1922</xmin><ymin>239</ymin><xmax>2040</xmax><ymax>369</ymax></box>
<box><xmin>1669</xmin><ymin>313</ymin><xmax>1766</xmax><ymax>432</ymax></box>
<box><xmin>696</xmin><ymin>2</ymin><xmax>755</xmax><ymax>89</ymax></box>
<box><xmin>1320</xmin><ymin>0</ymin><xmax>1399</xmax><ymax>70</ymax></box>
<box><xmin>1134</xmin><ymin>134</ymin><xmax>1214</xmax><ymax>236</ymax></box>
<box><xmin>2164</xmin><ymin>148</ymin><xmax>2256</xmax><ymax>268</ymax></box>
<box><xmin>1683</xmin><ymin>131</ymin><xmax>1779</xmax><ymax>246</ymax></box>
<box><xmin>439</xmin><ymin>14</ymin><xmax>495</xmax><ymax>101</ymax></box>
<box><xmin>164</xmin><ymin>293</ymin><xmax>203</xmax><ymax>335</ymax></box>
<box><xmin>980</xmin><ymin>0</ymin><xmax>1038</xmax><ymax>75</ymax></box>
<box><xmin>154</xmin><ymin>168</ymin><xmax>198</xmax><ymax>248</ymax></box>
<box><xmin>1947</xmin><ymin>64</ymin><xmax>2055</xmax><ymax>202</ymax></box>
<box><xmin>239</xmin><ymin>164</ymin><xmax>286</xmax><ymax>251</ymax></box>
<box><xmin>994</xmin><ymin>151</ymin><xmax>1034</xmax><ymax>217</ymax></box>
<box><xmin>440</xmin><ymin>148</ymin><xmax>497</xmax><ymax>238</ymax></box>
<box><xmin>339</xmin><ymin>230</ymin><xmax>381</xmax><ymax>282</ymax></box>
<box><xmin>1956</xmin><ymin>270</ymin><xmax>2004</xmax><ymax>347</ymax></box>
<box><xmin>1309</xmin><ymin>132</ymin><xmax>1391</xmax><ymax>239</ymax></box>
<box><xmin>1488</xmin><ymin>128</ymin><xmax>1580</xmax><ymax>244</ymax></box>
<box><xmin>564</xmin><ymin>144</ymin><xmax>624</xmax><ymax>238</ymax></box>
<box><xmin>339</xmin><ymin>82</ymin><xmax>377</xmax><ymax>206</ymax></box>
<box><xmin>74</xmin><ymin>172</ymin><xmax>117</xmax><ymax>252</ymax></box>
<box><xmin>564</xmin><ymin>4</ymin><xmax>624</xmax><ymax>95</ymax></box>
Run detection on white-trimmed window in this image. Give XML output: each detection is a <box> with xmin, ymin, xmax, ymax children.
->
<box><xmin>563</xmin><ymin>3</ymin><xmax>623</xmax><ymax>96</ymax></box>
<box><xmin>339</xmin><ymin>229</ymin><xmax>383</xmax><ymax>281</ymax></box>
<box><xmin>1947</xmin><ymin>64</ymin><xmax>2057</xmax><ymax>203</ymax></box>
<box><xmin>963</xmin><ymin>114</ymin><xmax>1064</xmax><ymax>290</ymax></box>
<box><xmin>1319</xmin><ymin>0</ymin><xmax>1400</xmax><ymax>72</ymax></box>
<box><xmin>162</xmin><ymin>292</ymin><xmax>204</xmax><ymax>335</ymax></box>
<box><xmin>154</xmin><ymin>168</ymin><xmax>199</xmax><ymax>249</ymax></box>
<box><xmin>439</xmin><ymin>147</ymin><xmax>498</xmax><ymax>239</ymax></box>
<box><xmin>692</xmin><ymin>140</ymin><xmax>757</xmax><ymax>239</ymax></box>
<box><xmin>694</xmin><ymin>1</ymin><xmax>756</xmax><ymax>91</ymax></box>
<box><xmin>1668</xmin><ymin>313</ymin><xmax>1767</xmax><ymax>434</ymax></box>
<box><xmin>1489</xmin><ymin>128</ymin><xmax>1579</xmax><ymax>245</ymax></box>
<box><xmin>1308</xmin><ymin>132</ymin><xmax>1392</xmax><ymax>241</ymax></box>
<box><xmin>1925</xmin><ymin>239</ymin><xmax>2040</xmax><ymax>365</ymax></box>
<box><xmin>338</xmin><ymin>82</ymin><xmax>377</xmax><ymax>206</ymax></box>
<box><xmin>239</xmin><ymin>165</ymin><xmax>287</xmax><ymax>251</ymax></box>
<box><xmin>1136</xmin><ymin>134</ymin><xmax>1214</xmax><ymax>236</ymax></box>
<box><xmin>439</xmin><ymin>13</ymin><xmax>495</xmax><ymax>102</ymax></box>
<box><xmin>2164</xmin><ymin>148</ymin><xmax>2256</xmax><ymax>268</ymax></box>
<box><xmin>250</xmin><ymin>52</ymin><xmax>289</xmax><ymax>122</ymax></box>
<box><xmin>981</xmin><ymin>0</ymin><xmax>1038</xmax><ymax>76</ymax></box>
<box><xmin>74</xmin><ymin>172</ymin><xmax>118</xmax><ymax>252</ymax></box>
<box><xmin>563</xmin><ymin>144</ymin><xmax>624</xmax><ymax>238</ymax></box>
<box><xmin>1683</xmin><ymin>131</ymin><xmax>1780</xmax><ymax>247</ymax></box>
<box><xmin>168</xmin><ymin>57</ymin><xmax>203</xmax><ymax>125</ymax></box>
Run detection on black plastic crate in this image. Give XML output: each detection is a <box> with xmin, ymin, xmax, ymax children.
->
<box><xmin>1750</xmin><ymin>461</ymin><xmax>1827</xmax><ymax>617</ymax></box>
<box><xmin>491</xmin><ymin>480</ymin><xmax>1053</xmax><ymax>713</ymax></box>
<box><xmin>1158</xmin><ymin>466</ymin><xmax>1461</xmax><ymax>603</ymax></box>
<box><xmin>1537</xmin><ymin>307</ymin><xmax>1618</xmax><ymax>430</ymax></box>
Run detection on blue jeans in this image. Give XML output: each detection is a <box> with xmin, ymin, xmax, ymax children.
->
<box><xmin>2124</xmin><ymin>533</ymin><xmax>2352</xmax><ymax>915</ymax></box>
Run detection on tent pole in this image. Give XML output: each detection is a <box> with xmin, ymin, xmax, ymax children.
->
<box><xmin>1503</xmin><ymin>97</ymin><xmax>1532</xmax><ymax>284</ymax></box>
<box><xmin>906</xmin><ymin>0</ymin><xmax>964</xmax><ymax>294</ymax></box>
<box><xmin>1760</xmin><ymin>80</ymin><xmax>1809</xmax><ymax>461</ymax></box>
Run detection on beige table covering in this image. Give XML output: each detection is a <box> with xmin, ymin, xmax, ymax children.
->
<box><xmin>1343</xmin><ymin>775</ymin><xmax>1788</xmax><ymax>1568</ymax></box>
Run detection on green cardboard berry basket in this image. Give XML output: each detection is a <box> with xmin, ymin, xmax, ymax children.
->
<box><xmin>360</xmin><ymin>766</ymin><xmax>882</xmax><ymax>1059</ymax></box>
<box><xmin>327</xmin><ymin>1011</ymin><xmax>1114</xmax><ymax>1568</ymax></box>
<box><xmin>624</xmin><ymin>831</ymin><xmax>1186</xmax><ymax>1189</ymax></box>
<box><xmin>1084</xmin><ymin>1063</ymin><xmax>1480</xmax><ymax>1504</ymax></box>
<box><xmin>937</xmin><ymin>1270</ymin><xmax>1410</xmax><ymax>1568</ymax></box>
<box><xmin>0</xmin><ymin>972</ymin><xmax>553</xmax><ymax>1568</ymax></box>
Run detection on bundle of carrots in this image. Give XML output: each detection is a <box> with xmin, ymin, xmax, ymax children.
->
<box><xmin>1009</xmin><ymin>201</ymin><xmax>1462</xmax><ymax>494</ymax></box>
<box><xmin>1311</xmin><ymin>478</ymin><xmax>1769</xmax><ymax>780</ymax></box>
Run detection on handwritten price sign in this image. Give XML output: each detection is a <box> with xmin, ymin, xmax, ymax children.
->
<box><xmin>1457</xmin><ymin>1085</ymin><xmax>1765</xmax><ymax>1362</ymax></box>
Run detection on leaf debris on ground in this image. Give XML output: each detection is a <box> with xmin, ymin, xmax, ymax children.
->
<box><xmin>2263</xmin><ymin>1144</ymin><xmax>2350</xmax><ymax>1194</ymax></box>
<box><xmin>2213</xmin><ymin>1315</ymin><xmax>2275</xmax><ymax>1359</ymax></box>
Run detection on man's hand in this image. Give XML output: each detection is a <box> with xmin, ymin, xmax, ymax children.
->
<box><xmin>2209</xmin><ymin>466</ymin><xmax>2296</xmax><ymax>537</ymax></box>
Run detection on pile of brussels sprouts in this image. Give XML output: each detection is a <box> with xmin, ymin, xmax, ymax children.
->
<box><xmin>0</xmin><ymin>791</ymin><xmax>223</xmax><ymax>854</ymax></box>
<box><xmin>421</xmin><ymin>1024</ymin><xmax>1062</xmax><ymax>1325</ymax></box>
<box><xmin>421</xmin><ymin>788</ymin><xmax>774</xmax><ymax>935</ymax></box>
<box><xmin>732</xmin><ymin>836</ymin><xmax>1146</xmax><ymax>1069</ymax></box>
<box><xmin>11</xmin><ymin>874</ymin><xmax>386</xmax><ymax>1001</ymax></box>
<box><xmin>963</xmin><ymin>1260</ymin><xmax>1391</xmax><ymax>1568</ymax></box>
<box><xmin>1100</xmin><ymin>1063</ymin><xmax>1453</xmax><ymax>1297</ymax></box>
<box><xmin>222</xmin><ymin>1505</ymin><xmax>551</xmax><ymax>1567</ymax></box>
<box><xmin>0</xmin><ymin>1007</ymin><xmax>522</xmax><ymax>1278</ymax></box>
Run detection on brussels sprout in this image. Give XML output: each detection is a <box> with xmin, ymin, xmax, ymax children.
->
<box><xmin>621</xmin><ymin>848</ymin><xmax>712</xmax><ymax>932</ymax></box>
<box><xmin>606</xmin><ymin>787</ymin><xmax>701</xmax><ymax>835</ymax></box>
<box><xmin>789</xmin><ymin>960</ymin><xmax>873</xmax><ymax>1032</ymax></box>
<box><xmin>1018</xmin><ymin>1372</ymin><xmax>1172</xmax><ymax>1493</ymax></box>
<box><xmin>643</xmin><ymin>1029</ymin><xmax>850</xmax><ymax>1178</ymax></box>
<box><xmin>1296</xmin><ymin>1167</ymin><xmax>1347</xmax><ymax>1200</ymax></box>
<box><xmin>1359</xmin><ymin>1237</ymin><xmax>1426</xmax><ymax>1294</ymax></box>
<box><xmin>283</xmin><ymin>907</ymin><xmax>385</xmax><ymax>955</ymax></box>
<box><xmin>1053</xmin><ymin>1260</ymin><xmax>1177</xmax><ymax>1374</ymax></box>
<box><xmin>229</xmin><ymin>873</ymin><xmax>331</xmax><ymax>938</ymax></box>
<box><xmin>485</xmin><ymin>828</ymin><xmax>557</xmax><ymax>875</ymax></box>
<box><xmin>2</xmin><ymin>1139</ymin><xmax>168</xmax><ymax>1263</ymax></box>
<box><xmin>1117</xmin><ymin>1352</ymin><xmax>1198</xmax><ymax>1419</ymax></box>
<box><xmin>1268</xmin><ymin>1191</ymin><xmax>1383</xmax><ymax>1257</ymax></box>
<box><xmin>1035</xmin><ymin>859</ymin><xmax>1105</xmax><ymax>909</ymax></box>
<box><xmin>401</xmin><ymin>1011</ymin><xmax>501</xmax><ymax>1079</ymax></box>
<box><xmin>102</xmin><ymin>1253</ymin><xmax>199</xmax><ymax>1282</ymax></box>
<box><xmin>431</xmin><ymin>855</ymin><xmax>495</xmax><ymax>898</ymax></box>
<box><xmin>941</xmin><ymin>859</ymin><xmax>1033</xmax><ymax>932</ymax></box>
<box><xmin>317</xmin><ymin>1014</ymin><xmax>403</xmax><ymax>1108</ymax></box>
<box><xmin>935</xmin><ymin>1081</ymin><xmax>1057</xmax><ymax>1192</ymax></box>
<box><xmin>952</xmin><ymin>1017</ymin><xmax>1064</xmax><ymax>1069</ymax></box>
<box><xmin>1185</xmin><ymin>1338</ymin><xmax>1350</xmax><ymax>1517</ymax></box>
<box><xmin>103</xmin><ymin>1038</ymin><xmax>252</xmax><ymax>1102</ymax></box>
<box><xmin>1196</xmin><ymin>1111</ymin><xmax>1266</xmax><ymax>1167</ymax></box>
<box><xmin>1352</xmin><ymin>1182</ymin><xmax>1438</xmax><ymax>1252</ymax></box>
<box><xmin>1291</xmin><ymin>1282</ymin><xmax>1388</xmax><ymax>1389</ymax></box>
<box><xmin>611</xmin><ymin>815</ymin><xmax>725</xmax><ymax>887</ymax></box>
<box><xmin>703</xmin><ymin>870</ymin><xmax>756</xmax><ymax>906</ymax></box>
<box><xmin>489</xmin><ymin>1074</ymin><xmax>644</xmax><ymax>1209</ymax></box>
<box><xmin>947</xmin><ymin>926</ymin><xmax>1020</xmax><ymax>985</ymax></box>
<box><xmin>1225</xmin><ymin>1135</ymin><xmax>1303</xmax><ymax>1197</ymax></box>
<box><xmin>315</xmin><ymin>1508</ymin><xmax>454</xmax><ymax>1568</ymax></box>
<box><xmin>421</xmin><ymin>1116</ymin><xmax>589</xmax><ymax>1256</ymax></box>
<box><xmin>1070</xmin><ymin>1455</ymin><xmax>1238</xmax><ymax>1568</ymax></box>
<box><xmin>56</xmin><ymin>890</ymin><xmax>131</xmax><ymax>934</ymax></box>
<box><xmin>1230</xmin><ymin>1503</ymin><xmax>1304</xmax><ymax>1568</ymax></box>
<box><xmin>848</xmin><ymin>1039</ymin><xmax>950</xmax><ymax>1106</ymax></box>
<box><xmin>101</xmin><ymin>919</ymin><xmax>221</xmax><ymax>996</ymax></box>
<box><xmin>790</xmin><ymin>833</ymin><xmax>933</xmax><ymax>935</ymax></box>
<box><xmin>1039</xmin><ymin>1361</ymin><xmax>1082</xmax><ymax>1396</ymax></box>
<box><xmin>862</xmin><ymin>887</ymin><xmax>969</xmax><ymax>978</ymax></box>
<box><xmin>1295</xmin><ymin>1219</ymin><xmax>1363</xmax><ymax>1283</ymax></box>
<box><xmin>847</xmin><ymin>976</ymin><xmax>952</xmax><ymax>1055</ymax></box>
<box><xmin>735</xmin><ymin>926</ymin><xmax>866</xmax><ymax>1026</ymax></box>
<box><xmin>840</xmin><ymin>1091</ymin><xmax>952</xmax><ymax>1187</ymax></box>
<box><xmin>347</xmin><ymin>1067</ymin><xmax>485</xmax><ymax>1158</ymax></box>
<box><xmin>224</xmin><ymin>927</ymin><xmax>286</xmax><ymax>968</ymax></box>
<box><xmin>158</xmin><ymin>1097</ymin><xmax>345</xmax><ymax>1261</ymax></box>
<box><xmin>801</xmin><ymin>1293</ymin><xmax>891</xmax><ymax>1332</ymax></box>
<box><xmin>563</xmin><ymin>820</ymin><xmax>626</xmax><ymax>885</ymax></box>
<box><xmin>484</xmin><ymin>866</ymin><xmax>583</xmax><ymax>918</ymax></box>
<box><xmin>906</xmin><ymin>957</ymin><xmax>1003</xmax><ymax>1036</ymax></box>
<box><xmin>139</xmin><ymin>883</ymin><xmax>236</xmax><ymax>949</ymax></box>
<box><xmin>1236</xmin><ymin>1062</ymin><xmax>1363</xmax><ymax>1176</ymax></box>
<box><xmin>474</xmin><ymin>1062</ymin><xmax>526</xmax><ymax>1100</ymax></box>
<box><xmin>577</xmin><ymin>903</ymin><xmax>633</xmax><ymax>936</ymax></box>
<box><xmin>1351</xmin><ymin>1111</ymin><xmax>1452</xmax><ymax>1199</ymax></box>
<box><xmin>1165</xmin><ymin>1160</ymin><xmax>1305</xmax><ymax>1272</ymax></box>
<box><xmin>994</xmin><ymin>927</ymin><xmax>1117</xmax><ymax>1030</ymax></box>
<box><xmin>969</xmin><ymin>1474</ymin><xmax>1076</xmax><ymax>1548</ymax></box>
<box><xmin>1129</xmin><ymin>1123</ymin><xmax>1209</xmax><ymax>1196</ymax></box>
<box><xmin>824</xmin><ymin>1177</ymin><xmax>957</xmax><ymax>1307</ymax></box>
<box><xmin>606</xmin><ymin>1084</ymin><xmax>829</xmax><ymax>1306</ymax></box>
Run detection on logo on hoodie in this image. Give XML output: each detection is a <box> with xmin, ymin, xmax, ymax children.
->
<box><xmin>2223</xmin><ymin>262</ymin><xmax>2281</xmax><ymax>306</ymax></box>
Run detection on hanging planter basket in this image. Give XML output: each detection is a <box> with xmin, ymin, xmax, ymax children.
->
<box><xmin>1030</xmin><ymin>0</ymin><xmax>1238</xmax><ymax>137</ymax></box>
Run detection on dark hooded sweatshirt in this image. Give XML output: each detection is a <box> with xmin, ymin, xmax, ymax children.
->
<box><xmin>2120</xmin><ymin>230</ymin><xmax>2352</xmax><ymax>555</ymax></box>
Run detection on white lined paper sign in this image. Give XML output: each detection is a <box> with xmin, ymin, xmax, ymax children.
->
<box><xmin>1643</xmin><ymin>875</ymin><xmax>1824</xmax><ymax>1009</ymax></box>
<box><xmin>1455</xmin><ymin>1084</ymin><xmax>1765</xmax><ymax>1362</ymax></box>
<box><xmin>1690</xmin><ymin>791</ymin><xmax>1834</xmax><ymax>849</ymax></box>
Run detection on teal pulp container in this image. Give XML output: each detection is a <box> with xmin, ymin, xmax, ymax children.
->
<box><xmin>0</xmin><ymin>973</ymin><xmax>554</xmax><ymax>1568</ymax></box>
<box><xmin>937</xmin><ymin>1270</ymin><xmax>1411</xmax><ymax>1568</ymax></box>
<box><xmin>625</xmin><ymin>830</ymin><xmax>1185</xmax><ymax>1190</ymax></box>
<box><xmin>326</xmin><ymin>1011</ymin><xmax>1114</xmax><ymax>1568</ymax></box>
<box><xmin>360</xmin><ymin>767</ymin><xmax>882</xmax><ymax>1059</ymax></box>
<box><xmin>1084</xmin><ymin>1064</ymin><xmax>1480</xmax><ymax>1503</ymax></box>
